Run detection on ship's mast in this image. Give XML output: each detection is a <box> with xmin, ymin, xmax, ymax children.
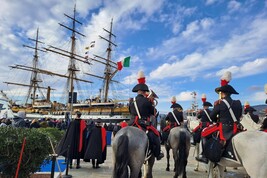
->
<box><xmin>45</xmin><ymin>4</ymin><xmax>92</xmax><ymax>113</ymax></box>
<box><xmin>4</xmin><ymin>28</ymin><xmax>48</xmax><ymax>105</ymax></box>
<box><xmin>66</xmin><ymin>5</ymin><xmax>79</xmax><ymax>110</ymax></box>
<box><xmin>98</xmin><ymin>19</ymin><xmax>118</xmax><ymax>102</ymax></box>
<box><xmin>26</xmin><ymin>28</ymin><xmax>41</xmax><ymax>104</ymax></box>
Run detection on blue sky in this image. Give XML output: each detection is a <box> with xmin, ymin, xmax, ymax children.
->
<box><xmin>0</xmin><ymin>0</ymin><xmax>266</xmax><ymax>113</ymax></box>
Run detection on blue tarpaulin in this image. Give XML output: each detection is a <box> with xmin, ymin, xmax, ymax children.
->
<box><xmin>40</xmin><ymin>159</ymin><xmax>66</xmax><ymax>172</ymax></box>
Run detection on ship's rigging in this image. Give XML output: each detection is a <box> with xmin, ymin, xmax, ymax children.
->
<box><xmin>3</xmin><ymin>4</ymin><xmax>129</xmax><ymax>120</ymax></box>
<box><xmin>4</xmin><ymin>28</ymin><xmax>53</xmax><ymax>105</ymax></box>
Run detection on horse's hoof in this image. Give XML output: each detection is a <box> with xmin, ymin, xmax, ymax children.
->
<box><xmin>194</xmin><ymin>168</ymin><xmax>198</xmax><ymax>171</ymax></box>
<box><xmin>166</xmin><ymin>167</ymin><xmax>170</xmax><ymax>171</ymax></box>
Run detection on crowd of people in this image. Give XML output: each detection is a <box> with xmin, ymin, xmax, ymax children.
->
<box><xmin>0</xmin><ymin>110</ymin><xmax>68</xmax><ymax>130</ymax></box>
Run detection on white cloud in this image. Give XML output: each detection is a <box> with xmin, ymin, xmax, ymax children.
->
<box><xmin>182</xmin><ymin>21</ymin><xmax>200</xmax><ymax>37</ymax></box>
<box><xmin>206</xmin><ymin>0</ymin><xmax>217</xmax><ymax>5</ymax></box>
<box><xmin>228</xmin><ymin>0</ymin><xmax>242</xmax><ymax>13</ymax></box>
<box><xmin>216</xmin><ymin>58</ymin><xmax>267</xmax><ymax>78</ymax></box>
<box><xmin>243</xmin><ymin>91</ymin><xmax>266</xmax><ymax>103</ymax></box>
<box><xmin>176</xmin><ymin>91</ymin><xmax>197</xmax><ymax>102</ymax></box>
<box><xmin>149</xmin><ymin>16</ymin><xmax>267</xmax><ymax>80</ymax></box>
<box><xmin>200</xmin><ymin>18</ymin><xmax>214</xmax><ymax>29</ymax></box>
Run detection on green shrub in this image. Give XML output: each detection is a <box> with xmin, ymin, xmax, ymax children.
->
<box><xmin>0</xmin><ymin>127</ymin><xmax>64</xmax><ymax>178</ymax></box>
<box><xmin>37</xmin><ymin>127</ymin><xmax>64</xmax><ymax>151</ymax></box>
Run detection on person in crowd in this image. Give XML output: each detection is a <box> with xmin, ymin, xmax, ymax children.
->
<box><xmin>0</xmin><ymin>118</ymin><xmax>7</xmax><ymax>127</ymax></box>
<box><xmin>103</xmin><ymin>122</ymin><xmax>108</xmax><ymax>130</ymax></box>
<box><xmin>56</xmin><ymin>111</ymin><xmax>86</xmax><ymax>169</ymax></box>
<box><xmin>106</xmin><ymin>121</ymin><xmax>114</xmax><ymax>131</ymax></box>
<box><xmin>12</xmin><ymin>111</ymin><xmax>26</xmax><ymax>128</ymax></box>
<box><xmin>59</xmin><ymin>120</ymin><xmax>67</xmax><ymax>131</ymax></box>
<box><xmin>112</xmin><ymin>122</ymin><xmax>121</xmax><ymax>137</ymax></box>
<box><xmin>30</xmin><ymin>119</ymin><xmax>40</xmax><ymax>129</ymax></box>
<box><xmin>128</xmin><ymin>71</ymin><xmax>164</xmax><ymax>160</ymax></box>
<box><xmin>39</xmin><ymin>118</ymin><xmax>48</xmax><ymax>128</ymax></box>
<box><xmin>84</xmin><ymin>118</ymin><xmax>107</xmax><ymax>169</ymax></box>
<box><xmin>47</xmin><ymin>118</ymin><xmax>55</xmax><ymax>127</ymax></box>
<box><xmin>25</xmin><ymin>119</ymin><xmax>31</xmax><ymax>128</ymax></box>
<box><xmin>5</xmin><ymin>118</ymin><xmax>12</xmax><ymax>126</ymax></box>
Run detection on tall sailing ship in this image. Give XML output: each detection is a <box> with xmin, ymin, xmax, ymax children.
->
<box><xmin>4</xmin><ymin>5</ymin><xmax>131</xmax><ymax>122</ymax></box>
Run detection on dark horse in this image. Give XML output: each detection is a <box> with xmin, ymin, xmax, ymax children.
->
<box><xmin>112</xmin><ymin>126</ymin><xmax>155</xmax><ymax>178</ymax></box>
<box><xmin>165</xmin><ymin>127</ymin><xmax>191</xmax><ymax>178</ymax></box>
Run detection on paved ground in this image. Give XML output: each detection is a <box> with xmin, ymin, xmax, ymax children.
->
<box><xmin>60</xmin><ymin>145</ymin><xmax>247</xmax><ymax>178</ymax></box>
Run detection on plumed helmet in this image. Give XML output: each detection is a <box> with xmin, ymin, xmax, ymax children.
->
<box><xmin>132</xmin><ymin>71</ymin><xmax>149</xmax><ymax>92</ymax></box>
<box><xmin>203</xmin><ymin>101</ymin><xmax>212</xmax><ymax>107</ymax></box>
<box><xmin>215</xmin><ymin>84</ymin><xmax>239</xmax><ymax>94</ymax></box>
<box><xmin>171</xmin><ymin>96</ymin><xmax>176</xmax><ymax>104</ymax></box>
<box><xmin>215</xmin><ymin>71</ymin><xmax>238</xmax><ymax>94</ymax></box>
<box><xmin>171</xmin><ymin>103</ymin><xmax>183</xmax><ymax>110</ymax></box>
<box><xmin>201</xmin><ymin>94</ymin><xmax>207</xmax><ymax>103</ymax></box>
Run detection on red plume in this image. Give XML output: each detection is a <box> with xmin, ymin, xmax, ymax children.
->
<box><xmin>171</xmin><ymin>96</ymin><xmax>176</xmax><ymax>104</ymax></box>
<box><xmin>220</xmin><ymin>71</ymin><xmax>232</xmax><ymax>86</ymax></box>
<box><xmin>201</xmin><ymin>94</ymin><xmax>206</xmax><ymax>103</ymax></box>
<box><xmin>137</xmin><ymin>71</ymin><xmax>145</xmax><ymax>84</ymax></box>
<box><xmin>244</xmin><ymin>101</ymin><xmax>250</xmax><ymax>110</ymax></box>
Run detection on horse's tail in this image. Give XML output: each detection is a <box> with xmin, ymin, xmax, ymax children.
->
<box><xmin>176</xmin><ymin>130</ymin><xmax>188</xmax><ymax>176</ymax></box>
<box><xmin>113</xmin><ymin>134</ymin><xmax>129</xmax><ymax>178</ymax></box>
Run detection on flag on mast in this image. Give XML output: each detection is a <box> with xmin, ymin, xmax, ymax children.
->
<box><xmin>84</xmin><ymin>41</ymin><xmax>96</xmax><ymax>58</ymax></box>
<box><xmin>117</xmin><ymin>56</ymin><xmax>131</xmax><ymax>70</ymax></box>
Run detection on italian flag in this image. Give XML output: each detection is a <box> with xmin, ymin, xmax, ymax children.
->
<box><xmin>117</xmin><ymin>56</ymin><xmax>131</xmax><ymax>70</ymax></box>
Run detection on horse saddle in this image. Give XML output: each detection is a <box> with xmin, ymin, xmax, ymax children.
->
<box><xmin>221</xmin><ymin>139</ymin><xmax>238</xmax><ymax>162</ymax></box>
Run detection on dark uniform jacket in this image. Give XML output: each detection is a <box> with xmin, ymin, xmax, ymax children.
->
<box><xmin>129</xmin><ymin>94</ymin><xmax>154</xmax><ymax>120</ymax></box>
<box><xmin>165</xmin><ymin>109</ymin><xmax>184</xmax><ymax>126</ymax></box>
<box><xmin>129</xmin><ymin>94</ymin><xmax>161</xmax><ymax>158</ymax></box>
<box><xmin>210</xmin><ymin>96</ymin><xmax>242</xmax><ymax>140</ymax></box>
<box><xmin>197</xmin><ymin>109</ymin><xmax>212</xmax><ymax>127</ymax></box>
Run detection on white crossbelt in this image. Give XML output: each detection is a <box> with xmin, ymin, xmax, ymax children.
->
<box><xmin>203</xmin><ymin>109</ymin><xmax>212</xmax><ymax>122</ymax></box>
<box><xmin>133</xmin><ymin>97</ymin><xmax>141</xmax><ymax>119</ymax></box>
<box><xmin>171</xmin><ymin>111</ymin><xmax>181</xmax><ymax>126</ymax></box>
<box><xmin>222</xmin><ymin>99</ymin><xmax>237</xmax><ymax>122</ymax></box>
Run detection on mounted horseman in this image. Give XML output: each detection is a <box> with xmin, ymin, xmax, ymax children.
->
<box><xmin>192</xmin><ymin>94</ymin><xmax>213</xmax><ymax>146</ymax></box>
<box><xmin>128</xmin><ymin>71</ymin><xmax>164</xmax><ymax>161</ymax></box>
<box><xmin>161</xmin><ymin>96</ymin><xmax>184</xmax><ymax>143</ymax></box>
<box><xmin>197</xmin><ymin>71</ymin><xmax>243</xmax><ymax>163</ymax></box>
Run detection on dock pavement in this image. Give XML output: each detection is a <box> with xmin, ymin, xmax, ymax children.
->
<box><xmin>63</xmin><ymin>145</ymin><xmax>247</xmax><ymax>178</ymax></box>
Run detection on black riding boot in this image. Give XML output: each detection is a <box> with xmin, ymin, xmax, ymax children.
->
<box><xmin>195</xmin><ymin>138</ymin><xmax>208</xmax><ymax>164</ymax></box>
<box><xmin>147</xmin><ymin>131</ymin><xmax>164</xmax><ymax>160</ymax></box>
